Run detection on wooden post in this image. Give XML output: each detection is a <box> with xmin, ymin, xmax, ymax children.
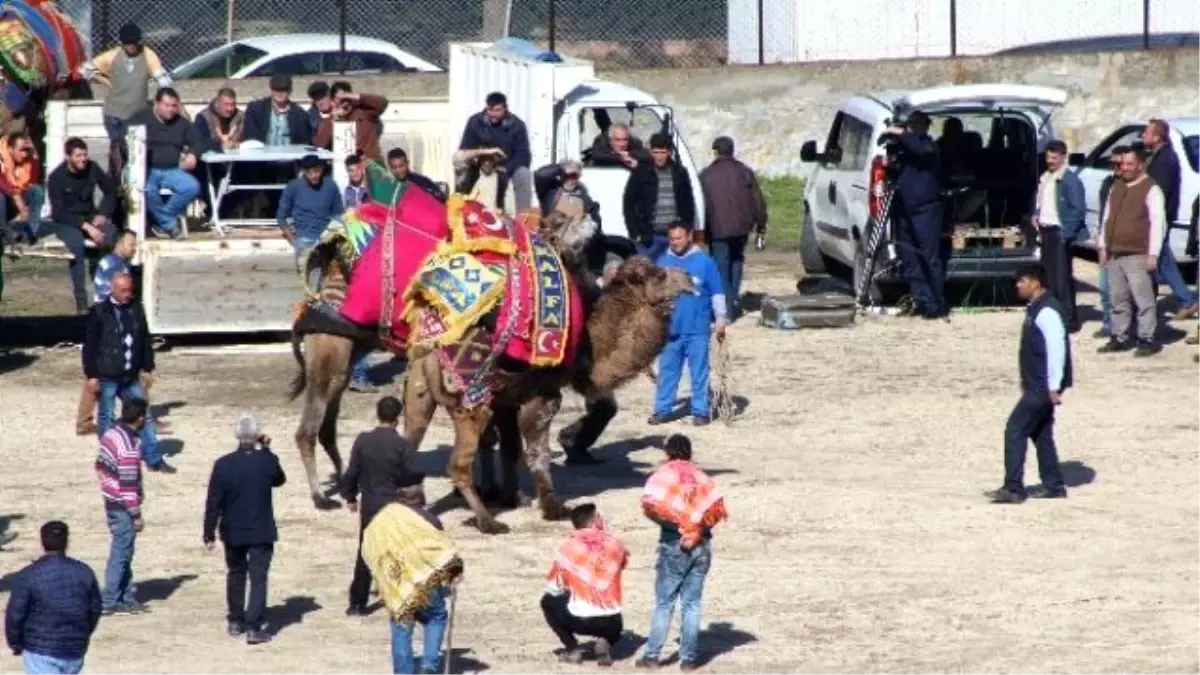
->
<box><xmin>226</xmin><ymin>0</ymin><xmax>236</xmax><ymax>44</ymax></box>
<box><xmin>125</xmin><ymin>124</ymin><xmax>147</xmax><ymax>265</ymax></box>
<box><xmin>41</xmin><ymin>102</ymin><xmax>68</xmax><ymax>221</ymax></box>
<box><xmin>331</xmin><ymin>120</ymin><xmax>357</xmax><ymax>195</ymax></box>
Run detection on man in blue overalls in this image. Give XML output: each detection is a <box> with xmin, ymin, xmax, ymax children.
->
<box><xmin>648</xmin><ymin>222</ymin><xmax>728</xmax><ymax>427</ymax></box>
<box><xmin>886</xmin><ymin>110</ymin><xmax>946</xmax><ymax>319</ymax></box>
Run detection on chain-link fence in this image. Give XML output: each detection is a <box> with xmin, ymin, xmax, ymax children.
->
<box><xmin>88</xmin><ymin>0</ymin><xmax>729</xmax><ymax>71</ymax></box>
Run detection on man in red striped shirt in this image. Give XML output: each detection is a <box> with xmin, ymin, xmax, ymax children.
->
<box><xmin>95</xmin><ymin>397</ymin><xmax>150</xmax><ymax>615</ymax></box>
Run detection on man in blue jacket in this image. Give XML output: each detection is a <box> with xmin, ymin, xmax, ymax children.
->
<box><xmin>278</xmin><ymin>155</ymin><xmax>344</xmax><ymax>269</ymax></box>
<box><xmin>987</xmin><ymin>264</ymin><xmax>1072</xmax><ymax>504</ymax></box>
<box><xmin>1034</xmin><ymin>140</ymin><xmax>1087</xmax><ymax>331</ymax></box>
<box><xmin>458</xmin><ymin>92</ymin><xmax>533</xmax><ymax>211</ymax></box>
<box><xmin>649</xmin><ymin>221</ymin><xmax>727</xmax><ymax>426</ymax></box>
<box><xmin>5</xmin><ymin>521</ymin><xmax>102</xmax><ymax>674</ymax></box>
<box><xmin>203</xmin><ymin>413</ymin><xmax>286</xmax><ymax>645</ymax></box>
<box><xmin>886</xmin><ymin>110</ymin><xmax>946</xmax><ymax>319</ymax></box>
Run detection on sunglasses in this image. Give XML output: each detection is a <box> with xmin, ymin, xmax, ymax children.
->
<box><xmin>563</xmin><ymin>173</ymin><xmax>580</xmax><ymax>179</ymax></box>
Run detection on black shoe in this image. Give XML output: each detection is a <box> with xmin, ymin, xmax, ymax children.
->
<box><xmin>1097</xmin><ymin>339</ymin><xmax>1132</xmax><ymax>354</ymax></box>
<box><xmin>227</xmin><ymin>620</ymin><xmax>246</xmax><ymax>636</ymax></box>
<box><xmin>147</xmin><ymin>461</ymin><xmax>177</xmax><ymax>474</ymax></box>
<box><xmin>345</xmin><ymin>604</ymin><xmax>369</xmax><ymax>617</ymax></box>
<box><xmin>984</xmin><ymin>488</ymin><xmax>1027</xmax><ymax>504</ymax></box>
<box><xmin>646</xmin><ymin>414</ymin><xmax>671</xmax><ymax>426</ymax></box>
<box><xmin>635</xmin><ymin>657</ymin><xmax>662</xmax><ymax>669</ymax></box>
<box><xmin>1027</xmin><ymin>486</ymin><xmax>1068</xmax><ymax>499</ymax></box>
<box><xmin>692</xmin><ymin>415</ymin><xmax>711</xmax><ymax>427</ymax></box>
<box><xmin>564</xmin><ymin>449</ymin><xmax>602</xmax><ymax>466</ymax></box>
<box><xmin>1133</xmin><ymin>340</ymin><xmax>1161</xmax><ymax>357</ymax></box>
<box><xmin>1092</xmin><ymin>328</ymin><xmax>1111</xmax><ymax>340</ymax></box>
<box><xmin>246</xmin><ymin>629</ymin><xmax>272</xmax><ymax>645</ymax></box>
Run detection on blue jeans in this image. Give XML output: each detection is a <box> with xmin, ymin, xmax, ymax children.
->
<box><xmin>654</xmin><ymin>334</ymin><xmax>711</xmax><ymax>418</ymax></box>
<box><xmin>145</xmin><ymin>168</ymin><xmax>200</xmax><ymax>231</ymax></box>
<box><xmin>1156</xmin><ymin>244</ymin><xmax>1198</xmax><ymax>307</ymax></box>
<box><xmin>22</xmin><ymin>652</ymin><xmax>84</xmax><ymax>674</ymax></box>
<box><xmin>637</xmin><ymin>235</ymin><xmax>669</xmax><ymax>262</ymax></box>
<box><xmin>390</xmin><ymin>587</ymin><xmax>449</xmax><ymax>674</ymax></box>
<box><xmin>102</xmin><ymin>508</ymin><xmax>137</xmax><ymax>609</ymax></box>
<box><xmin>642</xmin><ymin>540</ymin><xmax>712</xmax><ymax>664</ymax></box>
<box><xmin>708</xmin><ymin>235</ymin><xmax>747</xmax><ymax>320</ymax></box>
<box><xmin>351</xmin><ymin>353</ymin><xmax>373</xmax><ymax>385</ymax></box>
<box><xmin>96</xmin><ymin>379</ymin><xmax>161</xmax><ymax>466</ymax></box>
<box><xmin>1</xmin><ymin>185</ymin><xmax>46</xmax><ymax>240</ymax></box>
<box><xmin>1097</xmin><ymin>267</ymin><xmax>1112</xmax><ymax>333</ymax></box>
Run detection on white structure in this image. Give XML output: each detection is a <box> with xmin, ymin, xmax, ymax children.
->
<box><xmin>728</xmin><ymin>0</ymin><xmax>1199</xmax><ymax>64</ymax></box>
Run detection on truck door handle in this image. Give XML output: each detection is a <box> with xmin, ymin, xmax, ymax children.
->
<box><xmin>828</xmin><ymin>181</ymin><xmax>837</xmax><ymax>204</ymax></box>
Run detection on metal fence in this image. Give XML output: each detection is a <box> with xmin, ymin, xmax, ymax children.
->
<box><xmin>88</xmin><ymin>0</ymin><xmax>729</xmax><ymax>71</ymax></box>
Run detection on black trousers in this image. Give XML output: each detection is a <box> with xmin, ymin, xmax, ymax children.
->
<box><xmin>540</xmin><ymin>593</ymin><xmax>623</xmax><ymax>650</ymax></box>
<box><xmin>895</xmin><ymin>203</ymin><xmax>946</xmax><ymax>315</ymax></box>
<box><xmin>1040</xmin><ymin>228</ymin><xmax>1078</xmax><ymax>327</ymax></box>
<box><xmin>225</xmin><ymin>543</ymin><xmax>274</xmax><ymax>628</ymax></box>
<box><xmin>349</xmin><ymin>502</ymin><xmax>383</xmax><ymax>607</ymax></box>
<box><xmin>1003</xmin><ymin>392</ymin><xmax>1065</xmax><ymax>494</ymax></box>
<box><xmin>556</xmin><ymin>397</ymin><xmax>618</xmax><ymax>455</ymax></box>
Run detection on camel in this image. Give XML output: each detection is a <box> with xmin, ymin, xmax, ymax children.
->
<box><xmin>287</xmin><ymin>209</ymin><xmax>693</xmax><ymax>533</ymax></box>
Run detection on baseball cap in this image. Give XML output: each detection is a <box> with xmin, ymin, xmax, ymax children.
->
<box><xmin>269</xmin><ymin>74</ymin><xmax>293</xmax><ymax>93</ymax></box>
<box><xmin>118</xmin><ymin>23</ymin><xmax>142</xmax><ymax>45</ymax></box>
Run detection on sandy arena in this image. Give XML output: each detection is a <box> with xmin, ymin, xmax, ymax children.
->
<box><xmin>0</xmin><ymin>256</ymin><xmax>1197</xmax><ymax>674</ymax></box>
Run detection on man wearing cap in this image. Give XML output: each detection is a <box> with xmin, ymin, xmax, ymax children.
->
<box><xmin>700</xmin><ymin>136</ymin><xmax>767</xmax><ymax>322</ymax></box>
<box><xmin>277</xmin><ymin>154</ymin><xmax>343</xmax><ymax>270</ymax></box>
<box><xmin>885</xmin><ymin>110</ymin><xmax>946</xmax><ymax>319</ymax></box>
<box><xmin>5</xmin><ymin>521</ymin><xmax>102</xmax><ymax>675</ymax></box>
<box><xmin>80</xmin><ymin>22</ymin><xmax>173</xmax><ymax>170</ymax></box>
<box><xmin>203</xmin><ymin>413</ymin><xmax>287</xmax><ymax>645</ymax></box>
<box><xmin>243</xmin><ymin>74</ymin><xmax>313</xmax><ymax>148</ymax></box>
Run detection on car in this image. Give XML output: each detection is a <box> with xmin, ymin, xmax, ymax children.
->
<box><xmin>170</xmin><ymin>34</ymin><xmax>442</xmax><ymax>80</ymax></box>
<box><xmin>798</xmin><ymin>83</ymin><xmax>1068</xmax><ymax>303</ymax></box>
<box><xmin>1068</xmin><ymin>117</ymin><xmax>1198</xmax><ymax>263</ymax></box>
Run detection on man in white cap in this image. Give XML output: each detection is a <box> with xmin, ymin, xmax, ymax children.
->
<box><xmin>202</xmin><ymin>412</ymin><xmax>287</xmax><ymax>645</ymax></box>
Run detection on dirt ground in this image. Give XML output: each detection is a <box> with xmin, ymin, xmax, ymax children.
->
<box><xmin>0</xmin><ymin>255</ymin><xmax>1197</xmax><ymax>674</ymax></box>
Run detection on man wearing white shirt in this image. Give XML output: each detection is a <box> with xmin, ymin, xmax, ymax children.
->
<box><xmin>1097</xmin><ymin>148</ymin><xmax>1165</xmax><ymax>357</ymax></box>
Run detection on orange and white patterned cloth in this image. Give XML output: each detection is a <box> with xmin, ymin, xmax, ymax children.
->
<box><xmin>642</xmin><ymin>460</ymin><xmax>728</xmax><ymax>549</ymax></box>
<box><xmin>546</xmin><ymin>515</ymin><xmax>629</xmax><ymax>616</ymax></box>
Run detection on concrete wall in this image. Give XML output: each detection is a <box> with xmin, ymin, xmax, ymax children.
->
<box><xmin>168</xmin><ymin>49</ymin><xmax>1200</xmax><ymax>177</ymax></box>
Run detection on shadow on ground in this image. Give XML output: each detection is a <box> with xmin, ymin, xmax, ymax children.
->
<box><xmin>267</xmin><ymin>595</ymin><xmax>321</xmax><ymax>636</ymax></box>
<box><xmin>138</xmin><ymin>574</ymin><xmax>198</xmax><ymax>603</ymax></box>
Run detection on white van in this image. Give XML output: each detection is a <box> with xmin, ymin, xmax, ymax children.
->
<box><xmin>798</xmin><ymin>84</ymin><xmax>1068</xmax><ymax>303</ymax></box>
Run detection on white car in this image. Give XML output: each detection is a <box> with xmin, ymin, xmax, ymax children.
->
<box><xmin>798</xmin><ymin>84</ymin><xmax>1068</xmax><ymax>302</ymax></box>
<box><xmin>1068</xmin><ymin>117</ymin><xmax>1198</xmax><ymax>262</ymax></box>
<box><xmin>171</xmin><ymin>34</ymin><xmax>442</xmax><ymax>80</ymax></box>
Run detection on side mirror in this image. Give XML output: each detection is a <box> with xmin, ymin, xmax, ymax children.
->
<box><xmin>799</xmin><ymin>140</ymin><xmax>820</xmax><ymax>163</ymax></box>
<box><xmin>1068</xmin><ymin>152</ymin><xmax>1086</xmax><ymax>167</ymax></box>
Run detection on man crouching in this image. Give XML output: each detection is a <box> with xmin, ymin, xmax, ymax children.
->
<box><xmin>542</xmin><ymin>503</ymin><xmax>628</xmax><ymax>666</ymax></box>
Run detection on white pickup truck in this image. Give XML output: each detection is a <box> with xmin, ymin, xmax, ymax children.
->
<box><xmin>38</xmin><ymin>41</ymin><xmax>706</xmax><ymax>336</ymax></box>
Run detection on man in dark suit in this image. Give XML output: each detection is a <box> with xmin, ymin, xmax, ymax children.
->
<box><xmin>241</xmin><ymin>74</ymin><xmax>312</xmax><ymax>147</ymax></box>
<box><xmin>203</xmin><ymin>413</ymin><xmax>286</xmax><ymax>645</ymax></box>
<box><xmin>340</xmin><ymin>395</ymin><xmax>416</xmax><ymax>616</ymax></box>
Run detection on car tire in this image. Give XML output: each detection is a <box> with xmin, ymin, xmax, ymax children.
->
<box><xmin>800</xmin><ymin>204</ymin><xmax>826</xmax><ymax>275</ymax></box>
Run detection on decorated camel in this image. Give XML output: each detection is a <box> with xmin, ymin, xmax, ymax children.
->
<box><xmin>0</xmin><ymin>0</ymin><xmax>92</xmax><ymax>138</ymax></box>
<box><xmin>287</xmin><ymin>187</ymin><xmax>692</xmax><ymax>533</ymax></box>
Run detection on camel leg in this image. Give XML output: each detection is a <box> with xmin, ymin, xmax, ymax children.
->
<box><xmin>449</xmin><ymin>406</ymin><xmax>508</xmax><ymax>535</ymax></box>
<box><xmin>476</xmin><ymin>420</ymin><xmax>502</xmax><ymax>504</ymax></box>
<box><xmin>295</xmin><ymin>361</ymin><xmax>340</xmax><ymax>510</ymax></box>
<box><xmin>556</xmin><ymin>392</ymin><xmax>618</xmax><ymax>464</ymax></box>
<box><xmin>493</xmin><ymin>404</ymin><xmax>529</xmax><ymax>509</ymax></box>
<box><xmin>517</xmin><ymin>394</ymin><xmax>568</xmax><ymax>521</ymax></box>
<box><xmin>318</xmin><ymin>386</ymin><xmax>347</xmax><ymax>489</ymax></box>
<box><xmin>402</xmin><ymin>355</ymin><xmax>438</xmax><ymax>451</ymax></box>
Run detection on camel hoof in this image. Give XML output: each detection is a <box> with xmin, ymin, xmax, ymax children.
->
<box><xmin>313</xmin><ymin>495</ymin><xmax>341</xmax><ymax>511</ymax></box>
<box><xmin>541</xmin><ymin>499</ymin><xmax>569</xmax><ymax>521</ymax></box>
<box><xmin>471</xmin><ymin>518</ymin><xmax>511</xmax><ymax>535</ymax></box>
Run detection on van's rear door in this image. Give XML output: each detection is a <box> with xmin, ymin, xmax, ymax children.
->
<box><xmin>895</xmin><ymin>84</ymin><xmax>1068</xmax><ymax>130</ymax></box>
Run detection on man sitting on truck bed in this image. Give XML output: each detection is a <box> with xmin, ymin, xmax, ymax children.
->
<box><xmin>127</xmin><ymin>88</ymin><xmax>204</xmax><ymax>240</ymax></box>
<box><xmin>47</xmin><ymin>137</ymin><xmax>119</xmax><ymax>314</ymax></box>
<box><xmin>459</xmin><ymin>92</ymin><xmax>533</xmax><ymax>212</ymax></box>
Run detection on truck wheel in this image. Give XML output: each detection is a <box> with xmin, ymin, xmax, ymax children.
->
<box><xmin>800</xmin><ymin>204</ymin><xmax>826</xmax><ymax>274</ymax></box>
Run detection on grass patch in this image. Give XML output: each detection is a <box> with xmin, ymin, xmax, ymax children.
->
<box><xmin>759</xmin><ymin>175</ymin><xmax>805</xmax><ymax>252</ymax></box>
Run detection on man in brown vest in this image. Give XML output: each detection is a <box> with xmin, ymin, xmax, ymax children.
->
<box><xmin>1097</xmin><ymin>148</ymin><xmax>1166</xmax><ymax>357</ymax></box>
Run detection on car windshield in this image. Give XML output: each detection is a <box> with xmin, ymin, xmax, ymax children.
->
<box><xmin>173</xmin><ymin>44</ymin><xmax>269</xmax><ymax>79</ymax></box>
<box><xmin>1183</xmin><ymin>135</ymin><xmax>1199</xmax><ymax>173</ymax></box>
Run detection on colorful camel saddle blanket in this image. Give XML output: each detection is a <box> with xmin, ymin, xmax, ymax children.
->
<box><xmin>0</xmin><ymin>0</ymin><xmax>86</xmax><ymax>89</ymax></box>
<box><xmin>362</xmin><ymin>503</ymin><xmax>463</xmax><ymax>622</ymax></box>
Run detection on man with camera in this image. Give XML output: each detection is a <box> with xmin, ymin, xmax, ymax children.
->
<box><xmin>884</xmin><ymin>110</ymin><xmax>946</xmax><ymax>319</ymax></box>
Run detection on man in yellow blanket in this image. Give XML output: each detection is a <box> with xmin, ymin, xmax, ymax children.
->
<box><xmin>543</xmin><ymin>503</ymin><xmax>629</xmax><ymax>666</ymax></box>
<box><xmin>363</xmin><ymin>473</ymin><xmax>463</xmax><ymax>675</ymax></box>
<box><xmin>636</xmin><ymin>434</ymin><xmax>727</xmax><ymax>672</ymax></box>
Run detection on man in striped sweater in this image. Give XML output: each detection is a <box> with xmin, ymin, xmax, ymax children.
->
<box><xmin>95</xmin><ymin>397</ymin><xmax>151</xmax><ymax>616</ymax></box>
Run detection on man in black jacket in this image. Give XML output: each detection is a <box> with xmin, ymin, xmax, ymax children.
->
<box><xmin>47</xmin><ymin>137</ymin><xmax>119</xmax><ymax>313</ymax></box>
<box><xmin>242</xmin><ymin>74</ymin><xmax>313</xmax><ymax>147</ymax></box>
<box><xmin>885</xmin><ymin>110</ymin><xmax>946</xmax><ymax>319</ymax></box>
<box><xmin>127</xmin><ymin>88</ymin><xmax>204</xmax><ymax>240</ymax></box>
<box><xmin>340</xmin><ymin>396</ymin><xmax>416</xmax><ymax>616</ymax></box>
<box><xmin>82</xmin><ymin>272</ymin><xmax>172</xmax><ymax>473</ymax></box>
<box><xmin>699</xmin><ymin>136</ymin><xmax>768</xmax><ymax>321</ymax></box>
<box><xmin>5</xmin><ymin>521</ymin><xmax>102</xmax><ymax>674</ymax></box>
<box><xmin>622</xmin><ymin>133</ymin><xmax>697</xmax><ymax>261</ymax></box>
<box><xmin>458</xmin><ymin>92</ymin><xmax>533</xmax><ymax>211</ymax></box>
<box><xmin>203</xmin><ymin>412</ymin><xmax>286</xmax><ymax>645</ymax></box>
<box><xmin>1142</xmin><ymin>120</ymin><xmax>1198</xmax><ymax>319</ymax></box>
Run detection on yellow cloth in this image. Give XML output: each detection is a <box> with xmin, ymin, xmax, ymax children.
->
<box><xmin>363</xmin><ymin>503</ymin><xmax>463</xmax><ymax>621</ymax></box>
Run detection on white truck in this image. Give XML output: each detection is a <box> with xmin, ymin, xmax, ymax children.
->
<box><xmin>38</xmin><ymin>40</ymin><xmax>705</xmax><ymax>336</ymax></box>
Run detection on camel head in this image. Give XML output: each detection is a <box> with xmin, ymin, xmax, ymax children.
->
<box><xmin>606</xmin><ymin>255</ymin><xmax>694</xmax><ymax>315</ymax></box>
<box><xmin>536</xmin><ymin>210</ymin><xmax>598</xmax><ymax>269</ymax></box>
